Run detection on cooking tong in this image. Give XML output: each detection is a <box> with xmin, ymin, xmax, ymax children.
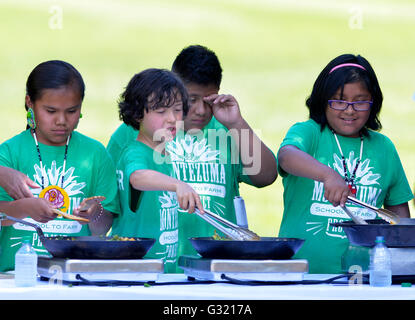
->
<box><xmin>194</xmin><ymin>208</ymin><xmax>261</xmax><ymax>241</ymax></box>
<box><xmin>346</xmin><ymin>196</ymin><xmax>400</xmax><ymax>224</ymax></box>
<box><xmin>340</xmin><ymin>205</ymin><xmax>368</xmax><ymax>225</ymax></box>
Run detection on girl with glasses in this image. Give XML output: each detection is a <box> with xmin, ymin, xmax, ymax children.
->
<box><xmin>276</xmin><ymin>54</ymin><xmax>413</xmax><ymax>274</ymax></box>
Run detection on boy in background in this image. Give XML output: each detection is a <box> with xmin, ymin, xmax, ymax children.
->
<box><xmin>108</xmin><ymin>45</ymin><xmax>277</xmax><ymax>263</ymax></box>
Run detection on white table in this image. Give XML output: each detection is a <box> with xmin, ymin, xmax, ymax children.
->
<box><xmin>0</xmin><ymin>273</ymin><xmax>414</xmax><ymax>300</ymax></box>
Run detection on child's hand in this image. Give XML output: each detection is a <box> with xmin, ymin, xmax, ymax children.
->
<box><xmin>0</xmin><ymin>166</ymin><xmax>39</xmax><ymax>200</ymax></box>
<box><xmin>203</xmin><ymin>94</ymin><xmax>242</xmax><ymax>128</ymax></box>
<box><xmin>322</xmin><ymin>172</ymin><xmax>351</xmax><ymax>207</ymax></box>
<box><xmin>73</xmin><ymin>197</ymin><xmax>105</xmax><ymax>225</ymax></box>
<box><xmin>175</xmin><ymin>181</ymin><xmax>204</xmax><ymax>214</ymax></box>
<box><xmin>19</xmin><ymin>198</ymin><xmax>58</xmax><ymax>223</ymax></box>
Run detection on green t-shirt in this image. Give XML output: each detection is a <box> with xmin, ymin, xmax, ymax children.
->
<box><xmin>107</xmin><ymin>118</ymin><xmax>256</xmax><ymax>271</ymax></box>
<box><xmin>0</xmin><ymin>130</ymin><xmax>120</xmax><ymax>271</ymax></box>
<box><xmin>111</xmin><ymin>141</ymin><xmax>179</xmax><ymax>273</ymax></box>
<box><xmin>106</xmin><ymin>123</ymin><xmax>138</xmax><ymax>165</ymax></box>
<box><xmin>167</xmin><ymin>119</ymin><xmax>253</xmax><ymax>259</ymax></box>
<box><xmin>277</xmin><ymin>119</ymin><xmax>414</xmax><ymax>274</ymax></box>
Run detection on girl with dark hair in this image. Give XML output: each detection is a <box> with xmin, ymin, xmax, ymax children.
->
<box><xmin>111</xmin><ymin>68</ymin><xmax>203</xmax><ymax>273</ymax></box>
<box><xmin>0</xmin><ymin>60</ymin><xmax>120</xmax><ymax>272</ymax></box>
<box><xmin>277</xmin><ymin>54</ymin><xmax>413</xmax><ymax>274</ymax></box>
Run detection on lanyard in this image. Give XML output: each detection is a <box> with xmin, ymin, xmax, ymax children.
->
<box><xmin>332</xmin><ymin>130</ymin><xmax>363</xmax><ymax>195</ymax></box>
<box><xmin>32</xmin><ymin>129</ymin><xmax>70</xmax><ymax>189</ymax></box>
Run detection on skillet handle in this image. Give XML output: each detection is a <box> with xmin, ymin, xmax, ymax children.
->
<box><xmin>0</xmin><ymin>213</ymin><xmax>46</xmax><ymax>239</ymax></box>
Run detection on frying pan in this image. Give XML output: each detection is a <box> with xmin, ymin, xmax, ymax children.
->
<box><xmin>3</xmin><ymin>215</ymin><xmax>155</xmax><ymax>259</ymax></box>
<box><xmin>331</xmin><ymin>218</ymin><xmax>415</xmax><ymax>247</ymax></box>
<box><xmin>189</xmin><ymin>237</ymin><xmax>305</xmax><ymax>260</ymax></box>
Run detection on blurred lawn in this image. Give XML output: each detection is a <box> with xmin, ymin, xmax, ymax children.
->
<box><xmin>0</xmin><ymin>0</ymin><xmax>414</xmax><ymax>236</ymax></box>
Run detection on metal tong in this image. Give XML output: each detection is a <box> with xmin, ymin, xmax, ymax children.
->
<box><xmin>340</xmin><ymin>206</ymin><xmax>368</xmax><ymax>225</ymax></box>
<box><xmin>346</xmin><ymin>196</ymin><xmax>400</xmax><ymax>224</ymax></box>
<box><xmin>194</xmin><ymin>208</ymin><xmax>261</xmax><ymax>241</ymax></box>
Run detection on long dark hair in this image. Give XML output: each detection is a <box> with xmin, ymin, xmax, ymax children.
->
<box><xmin>306</xmin><ymin>54</ymin><xmax>383</xmax><ymax>135</ymax></box>
<box><xmin>118</xmin><ymin>68</ymin><xmax>189</xmax><ymax>130</ymax></box>
<box><xmin>25</xmin><ymin>60</ymin><xmax>85</xmax><ymax>110</ymax></box>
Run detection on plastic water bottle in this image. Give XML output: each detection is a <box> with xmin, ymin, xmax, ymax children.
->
<box><xmin>369</xmin><ymin>236</ymin><xmax>392</xmax><ymax>287</ymax></box>
<box><xmin>15</xmin><ymin>237</ymin><xmax>38</xmax><ymax>287</ymax></box>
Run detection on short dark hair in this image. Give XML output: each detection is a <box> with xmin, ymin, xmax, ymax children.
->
<box><xmin>306</xmin><ymin>54</ymin><xmax>383</xmax><ymax>135</ymax></box>
<box><xmin>171</xmin><ymin>45</ymin><xmax>222</xmax><ymax>88</ymax></box>
<box><xmin>118</xmin><ymin>68</ymin><xmax>189</xmax><ymax>130</ymax></box>
<box><xmin>25</xmin><ymin>60</ymin><xmax>85</xmax><ymax>110</ymax></box>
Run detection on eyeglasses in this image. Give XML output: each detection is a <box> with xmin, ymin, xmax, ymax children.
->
<box><xmin>328</xmin><ymin>100</ymin><xmax>373</xmax><ymax>111</ymax></box>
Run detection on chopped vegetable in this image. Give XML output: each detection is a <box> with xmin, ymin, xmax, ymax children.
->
<box><xmin>108</xmin><ymin>235</ymin><xmax>137</xmax><ymax>241</ymax></box>
<box><xmin>212</xmin><ymin>230</ymin><xmax>230</xmax><ymax>241</ymax></box>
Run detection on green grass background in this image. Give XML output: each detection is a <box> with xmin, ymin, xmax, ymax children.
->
<box><xmin>1</xmin><ymin>0</ymin><xmax>414</xmax><ymax>236</ymax></box>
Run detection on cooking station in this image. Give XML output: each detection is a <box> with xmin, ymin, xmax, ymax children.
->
<box><xmin>34</xmin><ymin>255</ymin><xmax>309</xmax><ymax>284</ymax></box>
<box><xmin>33</xmin><ymin>251</ymin><xmax>415</xmax><ymax>285</ymax></box>
<box><xmin>37</xmin><ymin>257</ymin><xmax>164</xmax><ymax>282</ymax></box>
<box><xmin>178</xmin><ymin>256</ymin><xmax>308</xmax><ymax>282</ymax></box>
<box><xmin>2</xmin><ymin>201</ymin><xmax>415</xmax><ymax>301</ymax></box>
<box><xmin>333</xmin><ymin>218</ymin><xmax>415</xmax><ymax>277</ymax></box>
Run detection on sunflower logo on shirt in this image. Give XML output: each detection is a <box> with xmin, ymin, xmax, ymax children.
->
<box><xmin>30</xmin><ymin>160</ymin><xmax>86</xmax><ymax>212</ymax></box>
<box><xmin>166</xmin><ymin>135</ymin><xmax>220</xmax><ymax>162</ymax></box>
<box><xmin>332</xmin><ymin>151</ymin><xmax>380</xmax><ymax>186</ymax></box>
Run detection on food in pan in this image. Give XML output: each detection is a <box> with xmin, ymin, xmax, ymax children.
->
<box><xmin>212</xmin><ymin>230</ymin><xmax>230</xmax><ymax>241</ymax></box>
<box><xmin>108</xmin><ymin>235</ymin><xmax>137</xmax><ymax>241</ymax></box>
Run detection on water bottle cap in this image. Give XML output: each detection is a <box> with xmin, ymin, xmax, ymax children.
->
<box><xmin>375</xmin><ymin>236</ymin><xmax>385</xmax><ymax>243</ymax></box>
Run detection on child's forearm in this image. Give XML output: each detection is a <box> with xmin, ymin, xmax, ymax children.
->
<box><xmin>129</xmin><ymin>169</ymin><xmax>204</xmax><ymax>213</ymax></box>
<box><xmin>129</xmin><ymin>169</ymin><xmax>179</xmax><ymax>192</ymax></box>
<box><xmin>278</xmin><ymin>145</ymin><xmax>335</xmax><ymax>182</ymax></box>
<box><xmin>0</xmin><ymin>199</ymin><xmax>56</xmax><ymax>226</ymax></box>
<box><xmin>227</xmin><ymin>118</ymin><xmax>278</xmax><ymax>187</ymax></box>
<box><xmin>0</xmin><ymin>200</ymin><xmax>27</xmax><ymax>225</ymax></box>
<box><xmin>279</xmin><ymin>145</ymin><xmax>351</xmax><ymax>207</ymax></box>
<box><xmin>88</xmin><ymin>210</ymin><xmax>114</xmax><ymax>236</ymax></box>
<box><xmin>384</xmin><ymin>203</ymin><xmax>410</xmax><ymax>218</ymax></box>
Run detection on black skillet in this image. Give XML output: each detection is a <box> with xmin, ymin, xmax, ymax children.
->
<box><xmin>331</xmin><ymin>218</ymin><xmax>415</xmax><ymax>247</ymax></box>
<box><xmin>4</xmin><ymin>215</ymin><xmax>155</xmax><ymax>259</ymax></box>
<box><xmin>189</xmin><ymin>237</ymin><xmax>305</xmax><ymax>260</ymax></box>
